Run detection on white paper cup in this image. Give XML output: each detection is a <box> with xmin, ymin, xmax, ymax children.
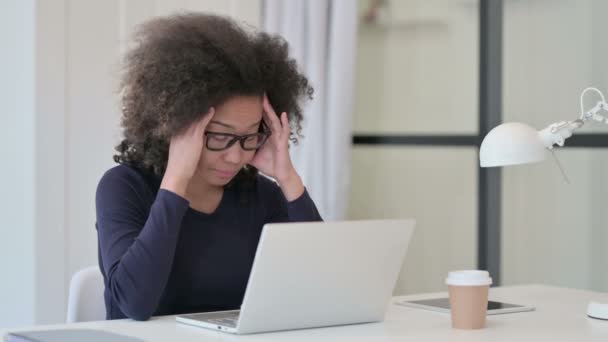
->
<box><xmin>446</xmin><ymin>270</ymin><xmax>492</xmax><ymax>329</ymax></box>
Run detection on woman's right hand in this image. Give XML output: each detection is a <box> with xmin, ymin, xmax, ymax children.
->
<box><xmin>160</xmin><ymin>108</ymin><xmax>215</xmax><ymax>197</ymax></box>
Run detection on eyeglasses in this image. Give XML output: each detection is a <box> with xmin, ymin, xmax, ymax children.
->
<box><xmin>204</xmin><ymin>130</ymin><xmax>271</xmax><ymax>151</ymax></box>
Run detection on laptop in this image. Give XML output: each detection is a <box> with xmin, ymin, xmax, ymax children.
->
<box><xmin>176</xmin><ymin>219</ymin><xmax>415</xmax><ymax>334</ymax></box>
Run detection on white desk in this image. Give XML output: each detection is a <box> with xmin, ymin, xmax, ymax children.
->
<box><xmin>3</xmin><ymin>285</ymin><xmax>608</xmax><ymax>341</ymax></box>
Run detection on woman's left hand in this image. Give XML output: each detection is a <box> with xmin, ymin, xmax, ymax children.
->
<box><xmin>249</xmin><ymin>95</ymin><xmax>304</xmax><ymax>201</ymax></box>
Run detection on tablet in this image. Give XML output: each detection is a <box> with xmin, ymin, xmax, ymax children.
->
<box><xmin>395</xmin><ymin>297</ymin><xmax>535</xmax><ymax>315</ymax></box>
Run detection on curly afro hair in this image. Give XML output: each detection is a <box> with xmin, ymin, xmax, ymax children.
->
<box><xmin>114</xmin><ymin>12</ymin><xmax>313</xmax><ymax>178</ymax></box>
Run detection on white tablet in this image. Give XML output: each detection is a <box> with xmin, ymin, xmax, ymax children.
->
<box><xmin>395</xmin><ymin>298</ymin><xmax>535</xmax><ymax>315</ymax></box>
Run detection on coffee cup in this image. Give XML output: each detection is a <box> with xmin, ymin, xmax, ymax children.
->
<box><xmin>445</xmin><ymin>270</ymin><xmax>492</xmax><ymax>329</ymax></box>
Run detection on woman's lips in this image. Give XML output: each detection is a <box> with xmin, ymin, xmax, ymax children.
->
<box><xmin>214</xmin><ymin>169</ymin><xmax>236</xmax><ymax>178</ymax></box>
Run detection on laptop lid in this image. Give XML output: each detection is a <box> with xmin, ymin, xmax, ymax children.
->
<box><xmin>235</xmin><ymin>219</ymin><xmax>415</xmax><ymax>334</ymax></box>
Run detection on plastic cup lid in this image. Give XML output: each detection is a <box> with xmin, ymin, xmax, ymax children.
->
<box><xmin>446</xmin><ymin>270</ymin><xmax>493</xmax><ymax>286</ymax></box>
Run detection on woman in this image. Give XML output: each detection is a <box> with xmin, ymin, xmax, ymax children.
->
<box><xmin>96</xmin><ymin>12</ymin><xmax>322</xmax><ymax>321</ymax></box>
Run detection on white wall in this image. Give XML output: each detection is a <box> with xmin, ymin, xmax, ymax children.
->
<box><xmin>502</xmin><ymin>0</ymin><xmax>608</xmax><ymax>291</ymax></box>
<box><xmin>34</xmin><ymin>0</ymin><xmax>68</xmax><ymax>325</ymax></box>
<box><xmin>350</xmin><ymin>0</ymin><xmax>479</xmax><ymax>294</ymax></box>
<box><xmin>352</xmin><ymin>0</ymin><xmax>608</xmax><ymax>294</ymax></box>
<box><xmin>0</xmin><ymin>0</ymin><xmax>36</xmax><ymax>328</ymax></box>
<box><xmin>354</xmin><ymin>0</ymin><xmax>478</xmax><ymax>135</ymax></box>
<box><xmin>0</xmin><ymin>0</ymin><xmax>262</xmax><ymax>328</ymax></box>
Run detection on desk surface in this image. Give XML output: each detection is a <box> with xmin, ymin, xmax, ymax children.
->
<box><xmin>3</xmin><ymin>285</ymin><xmax>608</xmax><ymax>341</ymax></box>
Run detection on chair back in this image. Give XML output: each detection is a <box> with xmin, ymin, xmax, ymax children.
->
<box><xmin>66</xmin><ymin>265</ymin><xmax>105</xmax><ymax>322</ymax></box>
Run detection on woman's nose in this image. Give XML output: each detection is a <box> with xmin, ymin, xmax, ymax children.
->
<box><xmin>223</xmin><ymin>141</ymin><xmax>244</xmax><ymax>164</ymax></box>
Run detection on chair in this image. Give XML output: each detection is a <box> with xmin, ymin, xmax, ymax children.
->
<box><xmin>66</xmin><ymin>265</ymin><xmax>106</xmax><ymax>323</ymax></box>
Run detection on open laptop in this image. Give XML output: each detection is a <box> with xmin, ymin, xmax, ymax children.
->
<box><xmin>176</xmin><ymin>219</ymin><xmax>415</xmax><ymax>334</ymax></box>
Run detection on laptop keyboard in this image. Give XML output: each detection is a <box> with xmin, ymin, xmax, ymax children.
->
<box><xmin>205</xmin><ymin>312</ymin><xmax>240</xmax><ymax>328</ymax></box>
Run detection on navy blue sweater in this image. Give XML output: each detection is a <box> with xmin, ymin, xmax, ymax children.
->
<box><xmin>95</xmin><ymin>164</ymin><xmax>322</xmax><ymax>320</ymax></box>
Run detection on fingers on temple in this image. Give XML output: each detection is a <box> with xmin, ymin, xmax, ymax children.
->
<box><xmin>264</xmin><ymin>107</ymin><xmax>281</xmax><ymax>135</ymax></box>
<box><xmin>263</xmin><ymin>96</ymin><xmax>290</xmax><ymax>142</ymax></box>
<box><xmin>281</xmin><ymin>112</ymin><xmax>290</xmax><ymax>138</ymax></box>
<box><xmin>193</xmin><ymin>107</ymin><xmax>214</xmax><ymax>137</ymax></box>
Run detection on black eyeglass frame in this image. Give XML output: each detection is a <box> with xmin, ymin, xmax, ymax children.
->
<box><xmin>203</xmin><ymin>129</ymin><xmax>271</xmax><ymax>151</ymax></box>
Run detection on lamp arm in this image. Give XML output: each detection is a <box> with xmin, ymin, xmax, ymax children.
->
<box><xmin>539</xmin><ymin>88</ymin><xmax>608</xmax><ymax>149</ymax></box>
<box><xmin>538</xmin><ymin>120</ymin><xmax>583</xmax><ymax>149</ymax></box>
<box><xmin>580</xmin><ymin>101</ymin><xmax>608</xmax><ymax>124</ymax></box>
<box><xmin>579</xmin><ymin>87</ymin><xmax>607</xmax><ymax>120</ymax></box>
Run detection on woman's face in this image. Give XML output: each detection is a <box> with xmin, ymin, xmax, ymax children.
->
<box><xmin>197</xmin><ymin>95</ymin><xmax>264</xmax><ymax>186</ymax></box>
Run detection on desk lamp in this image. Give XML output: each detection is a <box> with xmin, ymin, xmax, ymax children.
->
<box><xmin>479</xmin><ymin>87</ymin><xmax>608</xmax><ymax>320</ymax></box>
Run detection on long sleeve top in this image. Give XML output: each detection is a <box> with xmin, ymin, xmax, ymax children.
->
<box><xmin>95</xmin><ymin>164</ymin><xmax>322</xmax><ymax>320</ymax></box>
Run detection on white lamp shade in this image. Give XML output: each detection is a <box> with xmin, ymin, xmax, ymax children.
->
<box><xmin>480</xmin><ymin>122</ymin><xmax>547</xmax><ymax>167</ymax></box>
